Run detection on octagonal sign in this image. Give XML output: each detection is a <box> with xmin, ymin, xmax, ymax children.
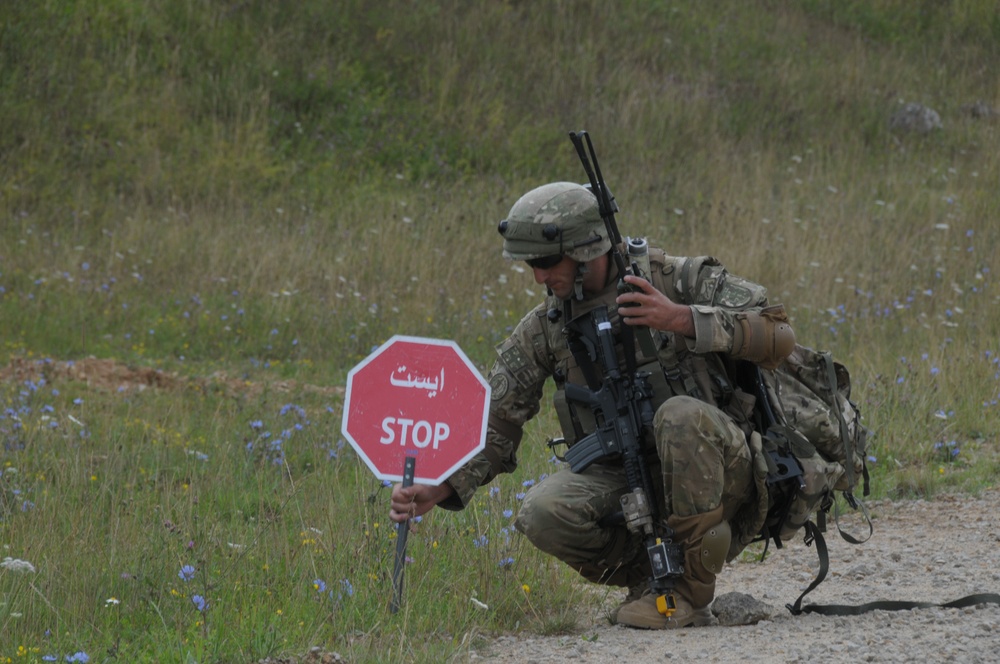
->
<box><xmin>341</xmin><ymin>336</ymin><xmax>491</xmax><ymax>485</ymax></box>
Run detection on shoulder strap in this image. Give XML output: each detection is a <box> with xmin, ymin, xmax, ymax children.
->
<box><xmin>820</xmin><ymin>351</ymin><xmax>857</xmax><ymax>493</ymax></box>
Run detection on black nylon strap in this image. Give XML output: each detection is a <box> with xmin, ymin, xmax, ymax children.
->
<box><xmin>799</xmin><ymin>593</ymin><xmax>1000</xmax><ymax>616</ymax></box>
<box><xmin>786</xmin><ymin>520</ymin><xmax>829</xmax><ymax>615</ymax></box>
<box><xmin>787</xmin><ymin>520</ymin><xmax>1000</xmax><ymax>617</ymax></box>
<box><xmin>832</xmin><ymin>494</ymin><xmax>873</xmax><ymax>545</ymax></box>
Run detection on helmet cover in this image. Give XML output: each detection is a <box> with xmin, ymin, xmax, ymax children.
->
<box><xmin>497</xmin><ymin>182</ymin><xmax>611</xmax><ymax>263</ymax></box>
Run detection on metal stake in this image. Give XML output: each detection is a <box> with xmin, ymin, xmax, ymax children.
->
<box><xmin>390</xmin><ymin>453</ymin><xmax>417</xmax><ymax>613</ymax></box>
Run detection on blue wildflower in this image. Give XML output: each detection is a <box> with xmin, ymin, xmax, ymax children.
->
<box><xmin>192</xmin><ymin>595</ymin><xmax>207</xmax><ymax>612</ymax></box>
<box><xmin>65</xmin><ymin>653</ymin><xmax>89</xmax><ymax>663</ymax></box>
<box><xmin>178</xmin><ymin>565</ymin><xmax>196</xmax><ymax>581</ymax></box>
<box><xmin>313</xmin><ymin>579</ymin><xmax>327</xmax><ymax>593</ymax></box>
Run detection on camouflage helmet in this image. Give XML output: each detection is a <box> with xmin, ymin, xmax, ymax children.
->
<box><xmin>497</xmin><ymin>182</ymin><xmax>612</xmax><ymax>263</ymax></box>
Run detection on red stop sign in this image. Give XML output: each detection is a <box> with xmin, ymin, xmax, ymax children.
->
<box><xmin>341</xmin><ymin>336</ymin><xmax>491</xmax><ymax>485</ymax></box>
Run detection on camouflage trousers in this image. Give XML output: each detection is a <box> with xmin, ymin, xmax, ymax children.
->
<box><xmin>514</xmin><ymin>395</ymin><xmax>759</xmax><ymax>587</ymax></box>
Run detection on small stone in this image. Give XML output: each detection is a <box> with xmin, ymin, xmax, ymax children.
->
<box><xmin>712</xmin><ymin>592</ymin><xmax>777</xmax><ymax>626</ymax></box>
<box><xmin>889</xmin><ymin>102</ymin><xmax>943</xmax><ymax>133</ymax></box>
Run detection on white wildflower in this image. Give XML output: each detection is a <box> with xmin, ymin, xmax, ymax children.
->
<box><xmin>1</xmin><ymin>557</ymin><xmax>37</xmax><ymax>573</ymax></box>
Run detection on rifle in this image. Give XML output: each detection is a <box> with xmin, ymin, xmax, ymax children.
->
<box><xmin>559</xmin><ymin>130</ymin><xmax>684</xmax><ymax>616</ymax></box>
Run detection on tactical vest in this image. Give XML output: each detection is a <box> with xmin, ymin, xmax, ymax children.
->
<box><xmin>546</xmin><ymin>249</ymin><xmax>757</xmax><ymax>448</ymax></box>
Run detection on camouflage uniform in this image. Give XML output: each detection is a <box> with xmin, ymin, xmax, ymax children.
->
<box><xmin>438</xmin><ymin>248</ymin><xmax>780</xmax><ymax>589</ymax></box>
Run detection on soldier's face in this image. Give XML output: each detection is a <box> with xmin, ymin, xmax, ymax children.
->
<box><xmin>530</xmin><ymin>255</ymin><xmax>578</xmax><ymax>298</ymax></box>
<box><xmin>529</xmin><ymin>254</ymin><xmax>608</xmax><ymax>299</ymax></box>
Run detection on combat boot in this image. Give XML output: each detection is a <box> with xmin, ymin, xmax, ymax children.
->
<box><xmin>613</xmin><ymin>588</ymin><xmax>716</xmax><ymax>629</ymax></box>
<box><xmin>614</xmin><ymin>505</ymin><xmax>731</xmax><ymax>630</ymax></box>
<box><xmin>609</xmin><ymin>583</ymin><xmax>645</xmax><ymax>624</ymax></box>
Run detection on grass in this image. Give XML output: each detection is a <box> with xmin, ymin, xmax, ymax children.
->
<box><xmin>1</xmin><ymin>0</ymin><xmax>999</xmax><ymax>661</ymax></box>
<box><xmin>1</xmin><ymin>376</ymin><xmax>578</xmax><ymax>662</ymax></box>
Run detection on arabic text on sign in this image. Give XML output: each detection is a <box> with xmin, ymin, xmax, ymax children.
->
<box><xmin>389</xmin><ymin>366</ymin><xmax>445</xmax><ymax>398</ymax></box>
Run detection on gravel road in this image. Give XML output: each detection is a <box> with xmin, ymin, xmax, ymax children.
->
<box><xmin>474</xmin><ymin>490</ymin><xmax>1000</xmax><ymax>664</ymax></box>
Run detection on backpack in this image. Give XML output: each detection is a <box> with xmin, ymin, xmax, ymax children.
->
<box><xmin>739</xmin><ymin>343</ymin><xmax>873</xmax><ymax>613</ymax></box>
<box><xmin>758</xmin><ymin>343</ymin><xmax>870</xmax><ymax>543</ymax></box>
<box><xmin>745</xmin><ymin>345</ymin><xmax>1000</xmax><ymax>617</ymax></box>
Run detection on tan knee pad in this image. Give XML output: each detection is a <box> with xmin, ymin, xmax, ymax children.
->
<box><xmin>699</xmin><ymin>520</ymin><xmax>731</xmax><ymax>575</ymax></box>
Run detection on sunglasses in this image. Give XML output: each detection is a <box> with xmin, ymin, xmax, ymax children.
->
<box><xmin>525</xmin><ymin>254</ymin><xmax>564</xmax><ymax>270</ymax></box>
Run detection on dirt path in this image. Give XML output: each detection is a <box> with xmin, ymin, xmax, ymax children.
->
<box><xmin>0</xmin><ymin>356</ymin><xmax>344</xmax><ymax>396</ymax></box>
<box><xmin>475</xmin><ymin>490</ymin><xmax>1000</xmax><ymax>663</ymax></box>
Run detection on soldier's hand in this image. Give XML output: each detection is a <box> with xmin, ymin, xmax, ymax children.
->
<box><xmin>389</xmin><ymin>483</ymin><xmax>454</xmax><ymax>524</ymax></box>
<box><xmin>617</xmin><ymin>274</ymin><xmax>695</xmax><ymax>337</ymax></box>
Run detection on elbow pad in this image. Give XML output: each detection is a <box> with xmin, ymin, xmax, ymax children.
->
<box><xmin>731</xmin><ymin>305</ymin><xmax>796</xmax><ymax>369</ymax></box>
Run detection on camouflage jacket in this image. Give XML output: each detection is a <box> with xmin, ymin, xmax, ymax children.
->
<box><xmin>438</xmin><ymin>247</ymin><xmax>776</xmax><ymax>510</ymax></box>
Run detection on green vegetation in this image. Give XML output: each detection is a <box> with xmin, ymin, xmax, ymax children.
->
<box><xmin>1</xmin><ymin>0</ymin><xmax>998</xmax><ymax>661</ymax></box>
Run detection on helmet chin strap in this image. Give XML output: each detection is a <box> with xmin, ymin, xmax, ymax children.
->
<box><xmin>573</xmin><ymin>262</ymin><xmax>588</xmax><ymax>300</ymax></box>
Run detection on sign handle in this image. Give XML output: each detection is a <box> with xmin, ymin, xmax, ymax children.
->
<box><xmin>390</xmin><ymin>454</ymin><xmax>417</xmax><ymax>614</ymax></box>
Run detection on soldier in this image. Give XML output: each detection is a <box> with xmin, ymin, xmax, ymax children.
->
<box><xmin>389</xmin><ymin>182</ymin><xmax>795</xmax><ymax>628</ymax></box>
